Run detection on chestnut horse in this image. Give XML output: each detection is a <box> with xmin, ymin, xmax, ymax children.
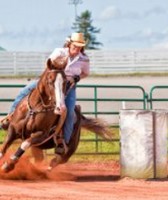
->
<box><xmin>0</xmin><ymin>57</ymin><xmax>112</xmax><ymax>172</ymax></box>
<box><xmin>0</xmin><ymin>57</ymin><xmax>68</xmax><ymax>172</ymax></box>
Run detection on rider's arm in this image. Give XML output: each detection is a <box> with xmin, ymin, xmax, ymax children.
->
<box><xmin>79</xmin><ymin>71</ymin><xmax>89</xmax><ymax>79</ymax></box>
<box><xmin>79</xmin><ymin>55</ymin><xmax>90</xmax><ymax>80</ymax></box>
<box><xmin>49</xmin><ymin>48</ymin><xmax>68</xmax><ymax>62</ymax></box>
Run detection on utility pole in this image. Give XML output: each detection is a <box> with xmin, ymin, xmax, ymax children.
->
<box><xmin>69</xmin><ymin>0</ymin><xmax>83</xmax><ymax>19</ymax></box>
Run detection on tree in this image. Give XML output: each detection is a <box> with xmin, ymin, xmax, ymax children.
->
<box><xmin>72</xmin><ymin>10</ymin><xmax>102</xmax><ymax>49</ymax></box>
<box><xmin>0</xmin><ymin>46</ymin><xmax>6</xmax><ymax>51</ymax></box>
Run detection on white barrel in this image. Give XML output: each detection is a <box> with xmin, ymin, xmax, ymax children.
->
<box><xmin>120</xmin><ymin>110</ymin><xmax>167</xmax><ymax>179</ymax></box>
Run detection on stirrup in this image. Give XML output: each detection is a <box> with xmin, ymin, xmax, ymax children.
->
<box><xmin>55</xmin><ymin>141</ymin><xmax>68</xmax><ymax>155</ymax></box>
<box><xmin>54</xmin><ymin>132</ymin><xmax>68</xmax><ymax>155</ymax></box>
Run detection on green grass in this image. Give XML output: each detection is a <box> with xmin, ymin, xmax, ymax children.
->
<box><xmin>0</xmin><ymin>130</ymin><xmax>6</xmax><ymax>140</ymax></box>
<box><xmin>69</xmin><ymin>128</ymin><xmax>120</xmax><ymax>162</ymax></box>
<box><xmin>0</xmin><ymin>128</ymin><xmax>120</xmax><ymax>162</ymax></box>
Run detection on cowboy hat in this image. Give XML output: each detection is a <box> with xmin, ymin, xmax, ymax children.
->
<box><xmin>70</xmin><ymin>32</ymin><xmax>86</xmax><ymax>47</ymax></box>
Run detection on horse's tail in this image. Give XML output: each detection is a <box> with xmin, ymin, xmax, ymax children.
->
<box><xmin>81</xmin><ymin>114</ymin><xmax>113</xmax><ymax>140</ymax></box>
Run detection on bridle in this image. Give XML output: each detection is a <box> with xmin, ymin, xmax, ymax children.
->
<box><xmin>27</xmin><ymin>69</ymin><xmax>66</xmax><ymax>115</ymax></box>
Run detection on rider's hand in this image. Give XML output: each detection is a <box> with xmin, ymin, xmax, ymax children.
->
<box><xmin>66</xmin><ymin>75</ymin><xmax>80</xmax><ymax>92</ymax></box>
<box><xmin>66</xmin><ymin>78</ymin><xmax>75</xmax><ymax>91</ymax></box>
<box><xmin>69</xmin><ymin>75</ymin><xmax>80</xmax><ymax>85</ymax></box>
<box><xmin>73</xmin><ymin>75</ymin><xmax>80</xmax><ymax>83</ymax></box>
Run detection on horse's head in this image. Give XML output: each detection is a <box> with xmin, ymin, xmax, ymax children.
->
<box><xmin>49</xmin><ymin>56</ymin><xmax>68</xmax><ymax>70</ymax></box>
<box><xmin>45</xmin><ymin>57</ymin><xmax>67</xmax><ymax>115</ymax></box>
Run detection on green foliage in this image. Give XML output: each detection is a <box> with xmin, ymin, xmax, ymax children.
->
<box><xmin>72</xmin><ymin>10</ymin><xmax>103</xmax><ymax>49</ymax></box>
<box><xmin>0</xmin><ymin>46</ymin><xmax>6</xmax><ymax>51</ymax></box>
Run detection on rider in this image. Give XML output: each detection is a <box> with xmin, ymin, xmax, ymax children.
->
<box><xmin>0</xmin><ymin>32</ymin><xmax>90</xmax><ymax>148</ymax></box>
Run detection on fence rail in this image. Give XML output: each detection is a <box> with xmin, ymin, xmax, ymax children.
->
<box><xmin>0</xmin><ymin>84</ymin><xmax>149</xmax><ymax>156</ymax></box>
<box><xmin>1</xmin><ymin>49</ymin><xmax>168</xmax><ymax>76</ymax></box>
<box><xmin>149</xmin><ymin>85</ymin><xmax>168</xmax><ymax>109</ymax></box>
<box><xmin>0</xmin><ymin>84</ymin><xmax>168</xmax><ymax>155</ymax></box>
<box><xmin>0</xmin><ymin>84</ymin><xmax>148</xmax><ymax>117</ymax></box>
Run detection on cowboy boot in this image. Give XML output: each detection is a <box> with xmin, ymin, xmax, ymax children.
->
<box><xmin>0</xmin><ymin>113</ymin><xmax>13</xmax><ymax>130</ymax></box>
<box><xmin>54</xmin><ymin>131</ymin><xmax>68</xmax><ymax>155</ymax></box>
<box><xmin>55</xmin><ymin>142</ymin><xmax>68</xmax><ymax>155</ymax></box>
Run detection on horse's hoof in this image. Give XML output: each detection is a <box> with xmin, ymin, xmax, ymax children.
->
<box><xmin>46</xmin><ymin>166</ymin><xmax>52</xmax><ymax>172</ymax></box>
<box><xmin>1</xmin><ymin>160</ymin><xmax>15</xmax><ymax>173</ymax></box>
<box><xmin>49</xmin><ymin>154</ymin><xmax>63</xmax><ymax>169</ymax></box>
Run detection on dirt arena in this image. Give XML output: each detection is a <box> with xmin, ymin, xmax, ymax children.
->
<box><xmin>0</xmin><ymin>154</ymin><xmax>168</xmax><ymax>200</ymax></box>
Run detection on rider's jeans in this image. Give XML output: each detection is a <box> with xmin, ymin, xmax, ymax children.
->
<box><xmin>9</xmin><ymin>80</ymin><xmax>76</xmax><ymax>144</ymax></box>
<box><xmin>63</xmin><ymin>86</ymin><xmax>76</xmax><ymax>144</ymax></box>
<box><xmin>9</xmin><ymin>80</ymin><xmax>38</xmax><ymax>113</ymax></box>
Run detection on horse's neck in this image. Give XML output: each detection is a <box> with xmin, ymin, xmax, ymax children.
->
<box><xmin>29</xmin><ymin>73</ymin><xmax>52</xmax><ymax>108</ymax></box>
<box><xmin>28</xmin><ymin>88</ymin><xmax>42</xmax><ymax>108</ymax></box>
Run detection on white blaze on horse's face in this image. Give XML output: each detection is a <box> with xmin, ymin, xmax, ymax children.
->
<box><xmin>54</xmin><ymin>73</ymin><xmax>66</xmax><ymax>115</ymax></box>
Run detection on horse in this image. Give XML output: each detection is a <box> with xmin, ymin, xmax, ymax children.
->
<box><xmin>0</xmin><ymin>56</ymin><xmax>68</xmax><ymax>172</ymax></box>
<box><xmin>0</xmin><ymin>57</ymin><xmax>113</xmax><ymax>173</ymax></box>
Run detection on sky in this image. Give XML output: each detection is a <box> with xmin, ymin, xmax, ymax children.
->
<box><xmin>0</xmin><ymin>0</ymin><xmax>168</xmax><ymax>51</ymax></box>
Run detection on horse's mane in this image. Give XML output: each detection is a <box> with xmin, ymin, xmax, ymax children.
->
<box><xmin>38</xmin><ymin>65</ymin><xmax>48</xmax><ymax>83</ymax></box>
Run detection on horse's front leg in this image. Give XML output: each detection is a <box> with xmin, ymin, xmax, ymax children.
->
<box><xmin>1</xmin><ymin>131</ymin><xmax>43</xmax><ymax>173</ymax></box>
<box><xmin>1</xmin><ymin>138</ymin><xmax>31</xmax><ymax>172</ymax></box>
<box><xmin>0</xmin><ymin>125</ymin><xmax>16</xmax><ymax>159</ymax></box>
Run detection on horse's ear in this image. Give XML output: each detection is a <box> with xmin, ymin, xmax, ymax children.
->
<box><xmin>46</xmin><ymin>58</ymin><xmax>53</xmax><ymax>70</ymax></box>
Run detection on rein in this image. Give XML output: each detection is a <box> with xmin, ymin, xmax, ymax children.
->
<box><xmin>27</xmin><ymin>89</ymin><xmax>55</xmax><ymax>115</ymax></box>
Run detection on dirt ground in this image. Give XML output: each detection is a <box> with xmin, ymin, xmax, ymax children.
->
<box><xmin>0</xmin><ymin>155</ymin><xmax>168</xmax><ymax>200</ymax></box>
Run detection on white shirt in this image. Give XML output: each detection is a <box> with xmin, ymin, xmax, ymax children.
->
<box><xmin>49</xmin><ymin>47</ymin><xmax>90</xmax><ymax>78</ymax></box>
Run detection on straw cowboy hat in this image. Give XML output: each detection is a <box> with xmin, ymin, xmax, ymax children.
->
<box><xmin>69</xmin><ymin>32</ymin><xmax>86</xmax><ymax>47</ymax></box>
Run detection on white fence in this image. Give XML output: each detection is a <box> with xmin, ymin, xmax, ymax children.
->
<box><xmin>0</xmin><ymin>49</ymin><xmax>168</xmax><ymax>76</ymax></box>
